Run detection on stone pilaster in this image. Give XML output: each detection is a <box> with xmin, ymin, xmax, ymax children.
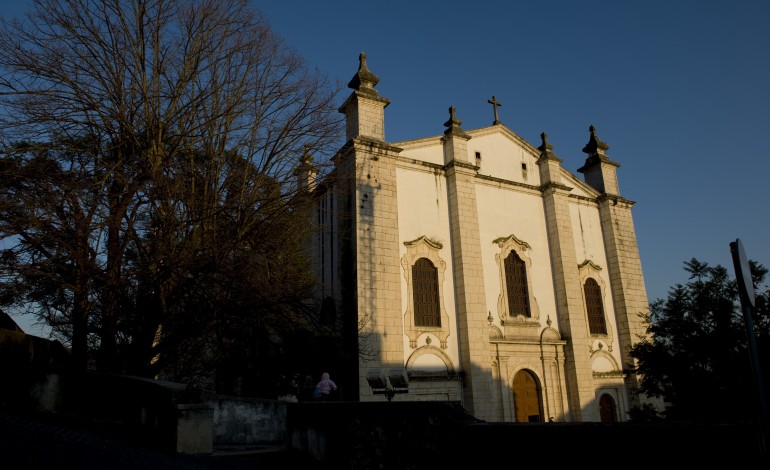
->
<box><xmin>442</xmin><ymin>107</ymin><xmax>494</xmax><ymax>420</ymax></box>
<box><xmin>596</xmin><ymin>195</ymin><xmax>649</xmax><ymax>409</ymax></box>
<box><xmin>336</xmin><ymin>53</ymin><xmax>405</xmax><ymax>400</ymax></box>
<box><xmin>536</xmin><ymin>132</ymin><xmax>595</xmax><ymax>422</ymax></box>
<box><xmin>578</xmin><ymin>127</ymin><xmax>650</xmax><ymax>410</ymax></box>
<box><xmin>348</xmin><ymin>140</ymin><xmax>405</xmax><ymax>399</ymax></box>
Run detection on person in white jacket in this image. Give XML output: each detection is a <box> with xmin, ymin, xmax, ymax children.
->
<box><xmin>315</xmin><ymin>372</ymin><xmax>338</xmax><ymax>401</ymax></box>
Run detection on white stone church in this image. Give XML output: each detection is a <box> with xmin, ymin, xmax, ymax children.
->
<box><xmin>299</xmin><ymin>53</ymin><xmax>654</xmax><ymax>423</ymax></box>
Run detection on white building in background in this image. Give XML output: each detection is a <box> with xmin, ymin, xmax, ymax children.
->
<box><xmin>301</xmin><ymin>53</ymin><xmax>653</xmax><ymax>423</ymax></box>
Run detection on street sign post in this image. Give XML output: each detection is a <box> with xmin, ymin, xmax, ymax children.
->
<box><xmin>730</xmin><ymin>239</ymin><xmax>768</xmax><ymax>460</ymax></box>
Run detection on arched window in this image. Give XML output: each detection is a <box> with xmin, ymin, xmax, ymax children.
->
<box><xmin>599</xmin><ymin>394</ymin><xmax>617</xmax><ymax>423</ymax></box>
<box><xmin>412</xmin><ymin>258</ymin><xmax>440</xmax><ymax>327</ymax></box>
<box><xmin>584</xmin><ymin>278</ymin><xmax>607</xmax><ymax>335</ymax></box>
<box><xmin>494</xmin><ymin>235</ymin><xmax>539</xmax><ymax>322</ymax></box>
<box><xmin>504</xmin><ymin>251</ymin><xmax>531</xmax><ymax>317</ymax></box>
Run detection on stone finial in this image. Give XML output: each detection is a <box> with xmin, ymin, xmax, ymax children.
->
<box><xmin>538</xmin><ymin>132</ymin><xmax>553</xmax><ymax>153</ymax></box>
<box><xmin>299</xmin><ymin>145</ymin><xmax>314</xmax><ymax>167</ymax></box>
<box><xmin>443</xmin><ymin>105</ymin><xmax>467</xmax><ymax>136</ymax></box>
<box><xmin>537</xmin><ymin>131</ymin><xmax>559</xmax><ymax>160</ymax></box>
<box><xmin>347</xmin><ymin>51</ymin><xmax>380</xmax><ymax>92</ymax></box>
<box><xmin>581</xmin><ymin>125</ymin><xmax>609</xmax><ymax>156</ymax></box>
<box><xmin>444</xmin><ymin>105</ymin><xmax>461</xmax><ymax>127</ymax></box>
<box><xmin>577</xmin><ymin>124</ymin><xmax>620</xmax><ymax>192</ymax></box>
<box><xmin>294</xmin><ymin>145</ymin><xmax>318</xmax><ymax>190</ymax></box>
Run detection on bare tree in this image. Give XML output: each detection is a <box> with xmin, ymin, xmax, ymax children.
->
<box><xmin>0</xmin><ymin>0</ymin><xmax>342</xmax><ymax>379</ymax></box>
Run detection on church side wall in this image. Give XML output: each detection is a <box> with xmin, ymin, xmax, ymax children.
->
<box><xmin>350</xmin><ymin>143</ymin><xmax>405</xmax><ymax>402</ymax></box>
<box><xmin>395</xmin><ymin>166</ymin><xmax>460</xmax><ymax>368</ymax></box>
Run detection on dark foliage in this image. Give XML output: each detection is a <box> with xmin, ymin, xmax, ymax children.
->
<box><xmin>0</xmin><ymin>0</ymin><xmax>345</xmax><ymax>397</ymax></box>
<box><xmin>630</xmin><ymin>258</ymin><xmax>770</xmax><ymax>423</ymax></box>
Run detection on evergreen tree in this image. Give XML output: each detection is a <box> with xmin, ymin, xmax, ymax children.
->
<box><xmin>630</xmin><ymin>258</ymin><xmax>770</xmax><ymax>422</ymax></box>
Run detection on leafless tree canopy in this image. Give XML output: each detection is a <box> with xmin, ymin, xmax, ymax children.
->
<box><xmin>0</xmin><ymin>0</ymin><xmax>344</xmax><ymax>393</ymax></box>
<box><xmin>1</xmin><ymin>0</ymin><xmax>341</xmax><ymax>167</ymax></box>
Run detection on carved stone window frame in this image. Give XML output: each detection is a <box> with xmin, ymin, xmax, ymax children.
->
<box><xmin>494</xmin><ymin>234</ymin><xmax>540</xmax><ymax>324</ymax></box>
<box><xmin>578</xmin><ymin>260</ymin><xmax>612</xmax><ymax>340</ymax></box>
<box><xmin>402</xmin><ymin>236</ymin><xmax>450</xmax><ymax>349</ymax></box>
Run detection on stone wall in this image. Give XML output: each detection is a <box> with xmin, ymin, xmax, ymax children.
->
<box><xmin>209</xmin><ymin>396</ymin><xmax>288</xmax><ymax>450</ymax></box>
<box><xmin>57</xmin><ymin>372</ymin><xmax>209</xmax><ymax>453</ymax></box>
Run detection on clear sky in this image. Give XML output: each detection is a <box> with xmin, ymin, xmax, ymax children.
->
<box><xmin>3</xmin><ymin>0</ymin><xmax>769</xmax><ymax>335</ymax></box>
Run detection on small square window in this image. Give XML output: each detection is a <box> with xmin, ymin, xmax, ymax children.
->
<box><xmin>475</xmin><ymin>152</ymin><xmax>481</xmax><ymax>159</ymax></box>
<box><xmin>521</xmin><ymin>162</ymin><xmax>527</xmax><ymax>170</ymax></box>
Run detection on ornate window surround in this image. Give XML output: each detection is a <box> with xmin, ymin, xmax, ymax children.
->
<box><xmin>578</xmin><ymin>259</ymin><xmax>612</xmax><ymax>341</ymax></box>
<box><xmin>494</xmin><ymin>234</ymin><xmax>540</xmax><ymax>324</ymax></box>
<box><xmin>402</xmin><ymin>236</ymin><xmax>450</xmax><ymax>349</ymax></box>
<box><xmin>412</xmin><ymin>258</ymin><xmax>441</xmax><ymax>327</ymax></box>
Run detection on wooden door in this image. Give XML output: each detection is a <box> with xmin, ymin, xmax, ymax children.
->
<box><xmin>512</xmin><ymin>370</ymin><xmax>541</xmax><ymax>422</ymax></box>
<box><xmin>599</xmin><ymin>394</ymin><xmax>617</xmax><ymax>423</ymax></box>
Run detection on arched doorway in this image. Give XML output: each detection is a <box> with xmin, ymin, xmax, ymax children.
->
<box><xmin>512</xmin><ymin>369</ymin><xmax>542</xmax><ymax>422</ymax></box>
<box><xmin>599</xmin><ymin>393</ymin><xmax>617</xmax><ymax>423</ymax></box>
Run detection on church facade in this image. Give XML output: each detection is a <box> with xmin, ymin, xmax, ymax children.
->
<box><xmin>301</xmin><ymin>53</ymin><xmax>653</xmax><ymax>423</ymax></box>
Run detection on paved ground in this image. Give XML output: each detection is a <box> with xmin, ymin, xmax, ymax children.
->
<box><xmin>0</xmin><ymin>408</ymin><xmax>322</xmax><ymax>470</ymax></box>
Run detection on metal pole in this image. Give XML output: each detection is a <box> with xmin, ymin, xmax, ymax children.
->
<box><xmin>730</xmin><ymin>240</ymin><xmax>769</xmax><ymax>459</ymax></box>
<box><xmin>740</xmin><ymin>301</ymin><xmax>769</xmax><ymax>458</ymax></box>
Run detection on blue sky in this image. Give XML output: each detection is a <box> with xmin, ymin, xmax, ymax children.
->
<box><xmin>3</xmin><ymin>1</ymin><xmax>769</xmax><ymax>335</ymax></box>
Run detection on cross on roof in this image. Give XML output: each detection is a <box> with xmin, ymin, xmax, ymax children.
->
<box><xmin>487</xmin><ymin>96</ymin><xmax>502</xmax><ymax>125</ymax></box>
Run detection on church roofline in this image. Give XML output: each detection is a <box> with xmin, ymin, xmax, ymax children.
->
<box><xmin>393</xmin><ymin>123</ymin><xmax>538</xmax><ymax>157</ymax></box>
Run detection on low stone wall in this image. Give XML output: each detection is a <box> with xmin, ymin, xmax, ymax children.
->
<box><xmin>49</xmin><ymin>372</ymin><xmax>213</xmax><ymax>454</ymax></box>
<box><xmin>209</xmin><ymin>396</ymin><xmax>288</xmax><ymax>450</ymax></box>
<box><xmin>175</xmin><ymin>403</ymin><xmax>214</xmax><ymax>454</ymax></box>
